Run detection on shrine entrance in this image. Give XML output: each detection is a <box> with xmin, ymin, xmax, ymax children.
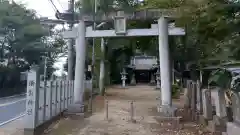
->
<box><xmin>126</xmin><ymin>55</ymin><xmax>158</xmax><ymax>84</ymax></box>
<box><xmin>62</xmin><ymin>10</ymin><xmax>185</xmax><ymax>115</ymax></box>
<box><xmin>135</xmin><ymin>70</ymin><xmax>151</xmax><ymax>83</ymax></box>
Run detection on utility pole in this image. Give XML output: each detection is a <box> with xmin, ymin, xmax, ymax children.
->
<box><xmin>67</xmin><ymin>0</ymin><xmax>75</xmax><ymax>80</ymax></box>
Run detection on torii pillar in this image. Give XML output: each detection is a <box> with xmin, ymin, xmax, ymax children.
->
<box><xmin>158</xmin><ymin>17</ymin><xmax>176</xmax><ymax>116</ymax></box>
<box><xmin>67</xmin><ymin>20</ymin><xmax>86</xmax><ymax>113</ymax></box>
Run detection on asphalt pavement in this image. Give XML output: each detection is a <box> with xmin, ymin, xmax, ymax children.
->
<box><xmin>0</xmin><ymin>96</ymin><xmax>26</xmax><ymax>124</ymax></box>
<box><xmin>0</xmin><ymin>94</ymin><xmax>25</xmax><ymax>105</ymax></box>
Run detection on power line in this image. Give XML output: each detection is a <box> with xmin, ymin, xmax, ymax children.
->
<box><xmin>56</xmin><ymin>0</ymin><xmax>64</xmax><ymax>10</ymax></box>
<box><xmin>48</xmin><ymin>0</ymin><xmax>59</xmax><ymax>12</ymax></box>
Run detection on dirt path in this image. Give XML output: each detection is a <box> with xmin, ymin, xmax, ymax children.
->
<box><xmin>44</xmin><ymin>85</ymin><xmax>213</xmax><ymax>135</ymax></box>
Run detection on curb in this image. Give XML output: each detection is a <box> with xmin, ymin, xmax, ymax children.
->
<box><xmin>0</xmin><ymin>113</ymin><xmax>26</xmax><ymax>127</ymax></box>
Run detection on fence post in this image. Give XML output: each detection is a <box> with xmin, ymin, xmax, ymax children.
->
<box><xmin>191</xmin><ymin>82</ymin><xmax>197</xmax><ymax>121</ymax></box>
<box><xmin>68</xmin><ymin>81</ymin><xmax>71</xmax><ymax>104</ymax></box>
<box><xmin>42</xmin><ymin>79</ymin><xmax>47</xmax><ymax>122</ymax></box>
<box><xmin>59</xmin><ymin>80</ymin><xmax>63</xmax><ymax>112</ymax></box>
<box><xmin>45</xmin><ymin>81</ymin><xmax>49</xmax><ymax>121</ymax></box>
<box><xmin>51</xmin><ymin>81</ymin><xmax>56</xmax><ymax>117</ymax></box>
<box><xmin>64</xmin><ymin>80</ymin><xmax>67</xmax><ymax>109</ymax></box>
<box><xmin>71</xmin><ymin>80</ymin><xmax>74</xmax><ymax>104</ymax></box>
<box><xmin>67</xmin><ymin>80</ymin><xmax>70</xmax><ymax>107</ymax></box>
<box><xmin>202</xmin><ymin>89</ymin><xmax>213</xmax><ymax>120</ymax></box>
<box><xmin>72</xmin><ymin>80</ymin><xmax>74</xmax><ymax>103</ymax></box>
<box><xmin>62</xmin><ymin>80</ymin><xmax>65</xmax><ymax>110</ymax></box>
<box><xmin>24</xmin><ymin>65</ymin><xmax>40</xmax><ymax>132</ymax></box>
<box><xmin>184</xmin><ymin>80</ymin><xmax>191</xmax><ymax>108</ymax></box>
<box><xmin>196</xmin><ymin>80</ymin><xmax>203</xmax><ymax>114</ymax></box>
<box><xmin>55</xmin><ymin>81</ymin><xmax>59</xmax><ymax>114</ymax></box>
<box><xmin>48</xmin><ymin>81</ymin><xmax>53</xmax><ymax>119</ymax></box>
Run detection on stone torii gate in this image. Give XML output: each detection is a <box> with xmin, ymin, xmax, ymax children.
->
<box><xmin>62</xmin><ymin>10</ymin><xmax>185</xmax><ymax>115</ymax></box>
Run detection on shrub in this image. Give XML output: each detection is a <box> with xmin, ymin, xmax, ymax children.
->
<box><xmin>172</xmin><ymin>83</ymin><xmax>180</xmax><ymax>98</ymax></box>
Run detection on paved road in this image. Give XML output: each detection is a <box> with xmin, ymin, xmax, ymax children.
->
<box><xmin>0</xmin><ymin>94</ymin><xmax>25</xmax><ymax>105</ymax></box>
<box><xmin>0</xmin><ymin>96</ymin><xmax>26</xmax><ymax>124</ymax></box>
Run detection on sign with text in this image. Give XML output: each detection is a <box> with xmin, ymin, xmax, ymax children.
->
<box><xmin>25</xmin><ymin>68</ymin><xmax>40</xmax><ymax>129</ymax></box>
<box><xmin>114</xmin><ymin>16</ymin><xmax>126</xmax><ymax>35</ymax></box>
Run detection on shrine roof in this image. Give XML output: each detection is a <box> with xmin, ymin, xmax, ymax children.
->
<box><xmin>58</xmin><ymin>9</ymin><xmax>179</xmax><ymax>23</ymax></box>
<box><xmin>83</xmin><ymin>9</ymin><xmax>178</xmax><ymax>22</ymax></box>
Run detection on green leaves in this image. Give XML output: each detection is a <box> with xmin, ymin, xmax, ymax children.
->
<box><xmin>208</xmin><ymin>69</ymin><xmax>232</xmax><ymax>89</ymax></box>
<box><xmin>75</xmin><ymin>0</ymin><xmax>138</xmax><ymax>15</ymax></box>
<box><xmin>0</xmin><ymin>1</ymin><xmax>66</xmax><ymax>78</ymax></box>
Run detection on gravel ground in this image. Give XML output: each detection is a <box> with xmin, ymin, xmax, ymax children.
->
<box><xmin>43</xmin><ymin>85</ymin><xmax>215</xmax><ymax>135</ymax></box>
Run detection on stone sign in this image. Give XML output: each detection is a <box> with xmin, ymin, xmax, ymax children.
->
<box><xmin>25</xmin><ymin>66</ymin><xmax>40</xmax><ymax>129</ymax></box>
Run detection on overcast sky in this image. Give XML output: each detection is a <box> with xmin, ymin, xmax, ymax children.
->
<box><xmin>15</xmin><ymin>0</ymin><xmax>68</xmax><ymax>19</ymax></box>
<box><xmin>14</xmin><ymin>0</ymin><xmax>69</xmax><ymax>76</ymax></box>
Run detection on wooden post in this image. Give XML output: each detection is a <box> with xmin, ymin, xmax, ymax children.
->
<box><xmin>24</xmin><ymin>65</ymin><xmax>40</xmax><ymax>130</ymax></box>
<box><xmin>105</xmin><ymin>100</ymin><xmax>109</xmax><ymax>120</ymax></box>
<box><xmin>130</xmin><ymin>101</ymin><xmax>134</xmax><ymax>122</ymax></box>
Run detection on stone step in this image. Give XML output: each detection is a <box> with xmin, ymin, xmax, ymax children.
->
<box><xmin>226</xmin><ymin>122</ymin><xmax>240</xmax><ymax>135</ymax></box>
<box><xmin>222</xmin><ymin>132</ymin><xmax>228</xmax><ymax>135</ymax></box>
<box><xmin>207</xmin><ymin>120</ymin><xmax>226</xmax><ymax>133</ymax></box>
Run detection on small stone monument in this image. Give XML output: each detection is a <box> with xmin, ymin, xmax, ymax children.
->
<box><xmin>199</xmin><ymin>89</ymin><xmax>213</xmax><ymax>125</ymax></box>
<box><xmin>121</xmin><ymin>68</ymin><xmax>127</xmax><ymax>88</ymax></box>
<box><xmin>208</xmin><ymin>87</ymin><xmax>228</xmax><ymax>133</ymax></box>
<box><xmin>149</xmin><ymin>72</ymin><xmax>155</xmax><ymax>85</ymax></box>
<box><xmin>155</xmin><ymin>69</ymin><xmax>161</xmax><ymax>90</ymax></box>
<box><xmin>231</xmin><ymin>92</ymin><xmax>240</xmax><ymax>123</ymax></box>
<box><xmin>130</xmin><ymin>73</ymin><xmax>136</xmax><ymax>86</ymax></box>
<box><xmin>196</xmin><ymin>80</ymin><xmax>203</xmax><ymax>114</ymax></box>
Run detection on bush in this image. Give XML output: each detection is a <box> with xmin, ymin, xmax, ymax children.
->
<box><xmin>172</xmin><ymin>83</ymin><xmax>180</xmax><ymax>98</ymax></box>
<box><xmin>83</xmin><ymin>89</ymin><xmax>91</xmax><ymax>101</ymax></box>
<box><xmin>0</xmin><ymin>66</ymin><xmax>27</xmax><ymax>97</ymax></box>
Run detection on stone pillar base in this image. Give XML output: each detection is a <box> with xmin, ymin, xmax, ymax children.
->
<box><xmin>149</xmin><ymin>83</ymin><xmax>155</xmax><ymax>86</ymax></box>
<box><xmin>226</xmin><ymin>122</ymin><xmax>240</xmax><ymax>135</ymax></box>
<box><xmin>64</xmin><ymin>103</ymin><xmax>85</xmax><ymax>116</ymax></box>
<box><xmin>24</xmin><ymin>113</ymin><xmax>63</xmax><ymax>135</ymax></box>
<box><xmin>157</xmin><ymin>105</ymin><xmax>177</xmax><ymax>117</ymax></box>
<box><xmin>199</xmin><ymin>115</ymin><xmax>209</xmax><ymax>126</ymax></box>
<box><xmin>149</xmin><ymin>80</ymin><xmax>155</xmax><ymax>86</ymax></box>
<box><xmin>121</xmin><ymin>86</ymin><xmax>127</xmax><ymax>89</ymax></box>
<box><xmin>207</xmin><ymin>115</ymin><xmax>227</xmax><ymax>133</ymax></box>
<box><xmin>129</xmin><ymin>83</ymin><xmax>136</xmax><ymax>86</ymax></box>
<box><xmin>24</xmin><ymin>129</ymin><xmax>38</xmax><ymax>135</ymax></box>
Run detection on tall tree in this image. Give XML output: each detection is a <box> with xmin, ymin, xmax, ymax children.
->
<box><xmin>0</xmin><ymin>0</ymin><xmax>65</xmax><ymax>96</ymax></box>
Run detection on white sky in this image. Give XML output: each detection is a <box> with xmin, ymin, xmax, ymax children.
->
<box><xmin>15</xmin><ymin>0</ymin><xmax>69</xmax><ymax>19</ymax></box>
<box><xmin>15</xmin><ymin>0</ymin><xmax>69</xmax><ymax>76</ymax></box>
